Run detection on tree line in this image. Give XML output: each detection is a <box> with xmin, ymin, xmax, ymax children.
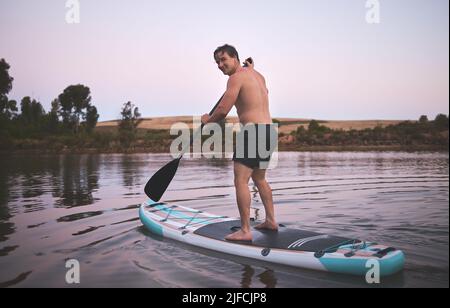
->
<box><xmin>0</xmin><ymin>58</ymin><xmax>141</xmax><ymax>148</ymax></box>
<box><xmin>293</xmin><ymin>115</ymin><xmax>449</xmax><ymax>148</ymax></box>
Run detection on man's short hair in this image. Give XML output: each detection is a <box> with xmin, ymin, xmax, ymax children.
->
<box><xmin>214</xmin><ymin>44</ymin><xmax>240</xmax><ymax>62</ymax></box>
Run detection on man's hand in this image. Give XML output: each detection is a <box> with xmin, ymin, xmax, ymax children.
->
<box><xmin>243</xmin><ymin>57</ymin><xmax>254</xmax><ymax>69</ymax></box>
<box><xmin>201</xmin><ymin>113</ymin><xmax>210</xmax><ymax>125</ymax></box>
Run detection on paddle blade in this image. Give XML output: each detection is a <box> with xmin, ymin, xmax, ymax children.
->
<box><xmin>144</xmin><ymin>157</ymin><xmax>181</xmax><ymax>201</ymax></box>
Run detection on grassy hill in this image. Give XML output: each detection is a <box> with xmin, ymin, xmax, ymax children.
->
<box><xmin>96</xmin><ymin>116</ymin><xmax>405</xmax><ymax>134</ymax></box>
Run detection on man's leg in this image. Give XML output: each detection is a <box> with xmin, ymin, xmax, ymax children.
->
<box><xmin>225</xmin><ymin>161</ymin><xmax>254</xmax><ymax>241</ymax></box>
<box><xmin>252</xmin><ymin>168</ymin><xmax>278</xmax><ymax>230</ymax></box>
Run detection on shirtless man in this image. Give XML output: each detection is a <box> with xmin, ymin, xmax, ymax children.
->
<box><xmin>201</xmin><ymin>44</ymin><xmax>277</xmax><ymax>241</ymax></box>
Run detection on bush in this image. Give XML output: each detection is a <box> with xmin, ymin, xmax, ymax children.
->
<box><xmin>434</xmin><ymin>114</ymin><xmax>449</xmax><ymax>131</ymax></box>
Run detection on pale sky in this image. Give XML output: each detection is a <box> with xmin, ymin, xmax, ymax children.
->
<box><xmin>0</xmin><ymin>0</ymin><xmax>448</xmax><ymax>121</ymax></box>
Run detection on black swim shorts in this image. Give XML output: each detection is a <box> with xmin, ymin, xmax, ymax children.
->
<box><xmin>232</xmin><ymin>124</ymin><xmax>277</xmax><ymax>169</ymax></box>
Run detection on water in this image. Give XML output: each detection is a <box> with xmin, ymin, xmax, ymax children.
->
<box><xmin>0</xmin><ymin>152</ymin><xmax>448</xmax><ymax>288</ymax></box>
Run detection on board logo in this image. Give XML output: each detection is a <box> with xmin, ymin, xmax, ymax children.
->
<box><xmin>288</xmin><ymin>235</ymin><xmax>330</xmax><ymax>249</ymax></box>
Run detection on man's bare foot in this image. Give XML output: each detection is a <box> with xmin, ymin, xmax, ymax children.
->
<box><xmin>225</xmin><ymin>229</ymin><xmax>252</xmax><ymax>242</ymax></box>
<box><xmin>254</xmin><ymin>221</ymin><xmax>278</xmax><ymax>231</ymax></box>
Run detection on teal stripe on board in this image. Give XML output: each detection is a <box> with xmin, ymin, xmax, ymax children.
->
<box><xmin>319</xmin><ymin>251</ymin><xmax>405</xmax><ymax>276</ymax></box>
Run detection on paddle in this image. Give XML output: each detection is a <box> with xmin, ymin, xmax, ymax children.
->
<box><xmin>144</xmin><ymin>59</ymin><xmax>252</xmax><ymax>202</ymax></box>
<box><xmin>144</xmin><ymin>94</ymin><xmax>224</xmax><ymax>201</ymax></box>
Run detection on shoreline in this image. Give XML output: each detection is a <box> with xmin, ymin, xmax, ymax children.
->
<box><xmin>2</xmin><ymin>117</ymin><xmax>447</xmax><ymax>155</ymax></box>
<box><xmin>1</xmin><ymin>145</ymin><xmax>448</xmax><ymax>155</ymax></box>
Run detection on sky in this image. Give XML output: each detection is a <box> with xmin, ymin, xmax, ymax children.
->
<box><xmin>0</xmin><ymin>0</ymin><xmax>448</xmax><ymax>121</ymax></box>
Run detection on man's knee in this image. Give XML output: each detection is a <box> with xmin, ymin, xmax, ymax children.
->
<box><xmin>251</xmin><ymin>174</ymin><xmax>266</xmax><ymax>186</ymax></box>
<box><xmin>234</xmin><ymin>176</ymin><xmax>250</xmax><ymax>187</ymax></box>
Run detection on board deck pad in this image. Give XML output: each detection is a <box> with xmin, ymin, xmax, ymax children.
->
<box><xmin>194</xmin><ymin>220</ymin><xmax>357</xmax><ymax>252</ymax></box>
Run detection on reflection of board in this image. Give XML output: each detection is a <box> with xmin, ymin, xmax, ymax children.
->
<box><xmin>139</xmin><ymin>199</ymin><xmax>404</xmax><ymax>276</ymax></box>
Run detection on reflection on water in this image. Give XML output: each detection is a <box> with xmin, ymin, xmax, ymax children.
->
<box><xmin>0</xmin><ymin>152</ymin><xmax>448</xmax><ymax>288</ymax></box>
<box><xmin>241</xmin><ymin>264</ymin><xmax>277</xmax><ymax>288</ymax></box>
<box><xmin>240</xmin><ymin>265</ymin><xmax>277</xmax><ymax>288</ymax></box>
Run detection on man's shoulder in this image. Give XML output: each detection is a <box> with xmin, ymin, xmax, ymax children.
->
<box><xmin>253</xmin><ymin>69</ymin><xmax>265</xmax><ymax>80</ymax></box>
<box><xmin>233</xmin><ymin>68</ymin><xmax>264</xmax><ymax>79</ymax></box>
<box><xmin>242</xmin><ymin>68</ymin><xmax>265</xmax><ymax>81</ymax></box>
<box><xmin>229</xmin><ymin>70</ymin><xmax>246</xmax><ymax>83</ymax></box>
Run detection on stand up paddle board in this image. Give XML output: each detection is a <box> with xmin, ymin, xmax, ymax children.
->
<box><xmin>139</xmin><ymin>199</ymin><xmax>404</xmax><ymax>276</ymax></box>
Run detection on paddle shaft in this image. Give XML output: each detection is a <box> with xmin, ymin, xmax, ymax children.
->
<box><xmin>177</xmin><ymin>94</ymin><xmax>224</xmax><ymax>159</ymax></box>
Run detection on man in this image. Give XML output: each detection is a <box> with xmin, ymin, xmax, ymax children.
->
<box><xmin>201</xmin><ymin>44</ymin><xmax>277</xmax><ymax>242</ymax></box>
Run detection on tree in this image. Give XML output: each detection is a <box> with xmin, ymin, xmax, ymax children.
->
<box><xmin>58</xmin><ymin>84</ymin><xmax>92</xmax><ymax>133</ymax></box>
<box><xmin>308</xmin><ymin>120</ymin><xmax>320</xmax><ymax>132</ymax></box>
<box><xmin>0</xmin><ymin>59</ymin><xmax>13</xmax><ymax>96</ymax></box>
<box><xmin>0</xmin><ymin>96</ymin><xmax>18</xmax><ymax>120</ymax></box>
<box><xmin>20</xmin><ymin>96</ymin><xmax>45</xmax><ymax>125</ymax></box>
<box><xmin>434</xmin><ymin>114</ymin><xmax>449</xmax><ymax>131</ymax></box>
<box><xmin>118</xmin><ymin>101</ymin><xmax>142</xmax><ymax>147</ymax></box>
<box><xmin>41</xmin><ymin>99</ymin><xmax>60</xmax><ymax>134</ymax></box>
<box><xmin>85</xmin><ymin>105</ymin><xmax>99</xmax><ymax>133</ymax></box>
<box><xmin>0</xmin><ymin>97</ymin><xmax>17</xmax><ymax>131</ymax></box>
<box><xmin>0</xmin><ymin>59</ymin><xmax>16</xmax><ymax>122</ymax></box>
<box><xmin>51</xmin><ymin>98</ymin><xmax>60</xmax><ymax>114</ymax></box>
<box><xmin>419</xmin><ymin>115</ymin><xmax>429</xmax><ymax>124</ymax></box>
<box><xmin>308</xmin><ymin>120</ymin><xmax>330</xmax><ymax>134</ymax></box>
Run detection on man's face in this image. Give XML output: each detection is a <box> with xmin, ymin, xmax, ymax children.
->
<box><xmin>215</xmin><ymin>51</ymin><xmax>238</xmax><ymax>76</ymax></box>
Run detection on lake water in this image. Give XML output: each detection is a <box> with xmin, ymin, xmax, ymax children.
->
<box><xmin>0</xmin><ymin>152</ymin><xmax>448</xmax><ymax>288</ymax></box>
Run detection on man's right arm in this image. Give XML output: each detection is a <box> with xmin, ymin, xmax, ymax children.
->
<box><xmin>207</xmin><ymin>74</ymin><xmax>242</xmax><ymax>123</ymax></box>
